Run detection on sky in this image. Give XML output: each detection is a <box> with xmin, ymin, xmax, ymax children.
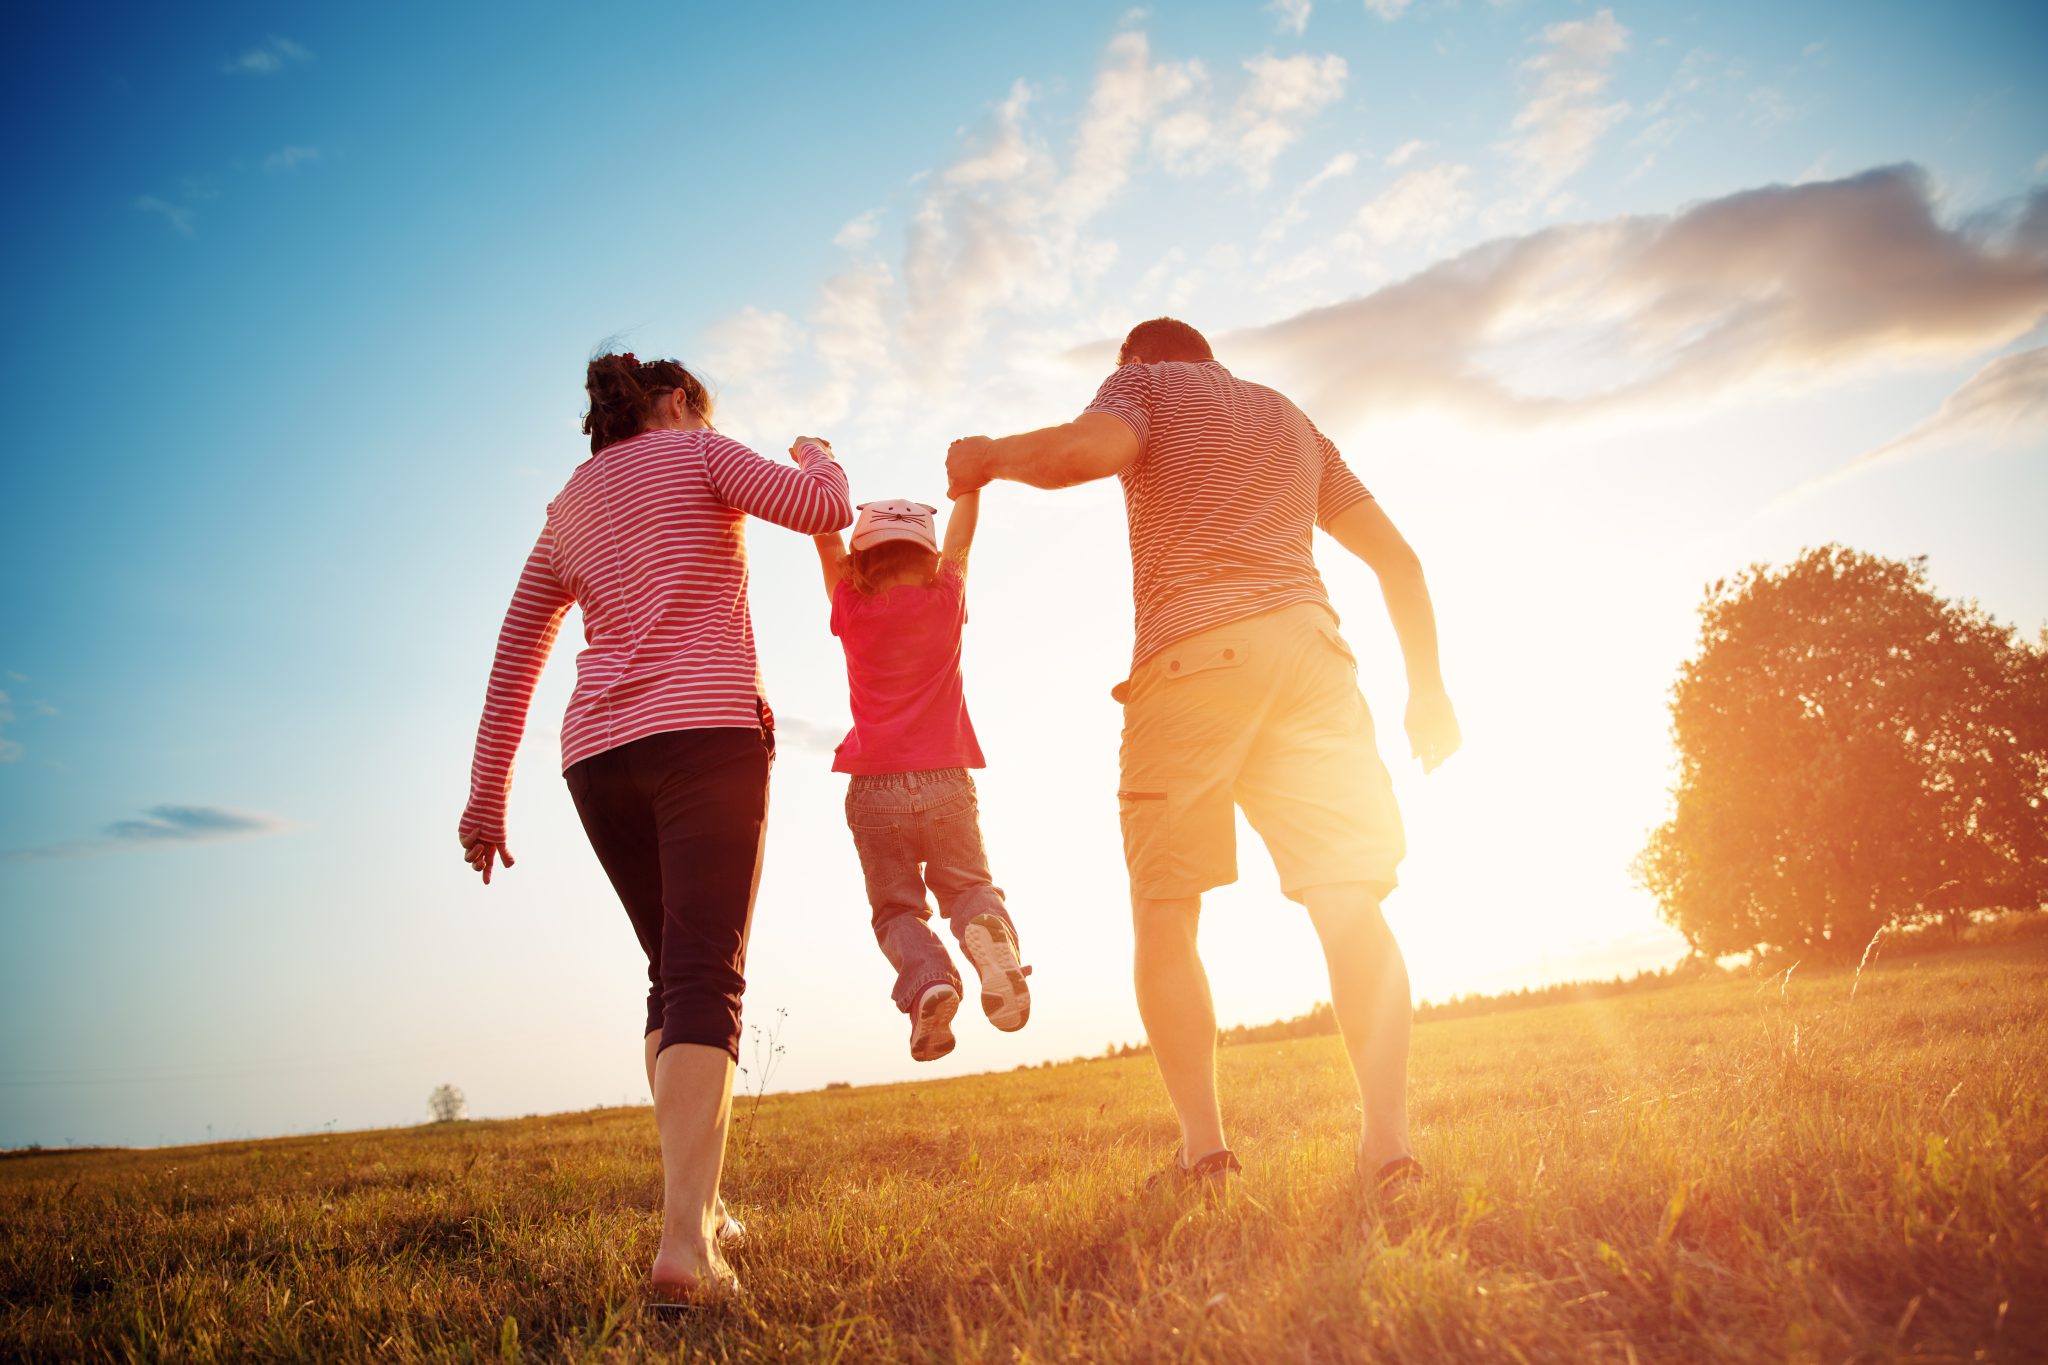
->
<box><xmin>2</xmin><ymin>0</ymin><xmax>2044</xmax><ymax>1149</ymax></box>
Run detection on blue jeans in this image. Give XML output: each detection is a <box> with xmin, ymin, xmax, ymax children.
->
<box><xmin>845</xmin><ymin>768</ymin><xmax>1015</xmax><ymax>1013</ymax></box>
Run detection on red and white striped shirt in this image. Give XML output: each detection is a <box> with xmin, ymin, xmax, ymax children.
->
<box><xmin>462</xmin><ymin>430</ymin><xmax>852</xmax><ymax>843</ymax></box>
<box><xmin>1084</xmin><ymin>360</ymin><xmax>1373</xmax><ymax>668</ymax></box>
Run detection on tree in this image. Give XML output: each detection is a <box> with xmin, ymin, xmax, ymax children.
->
<box><xmin>427</xmin><ymin>1084</ymin><xmax>466</xmax><ymax>1123</ymax></box>
<box><xmin>1637</xmin><ymin>546</ymin><xmax>2048</xmax><ymax>961</ymax></box>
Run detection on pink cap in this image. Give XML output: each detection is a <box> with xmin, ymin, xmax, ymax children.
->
<box><xmin>850</xmin><ymin>499</ymin><xmax>939</xmax><ymax>553</ymax></box>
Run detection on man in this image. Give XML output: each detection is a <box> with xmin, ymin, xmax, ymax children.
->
<box><xmin>946</xmin><ymin>317</ymin><xmax>1459</xmax><ymax>1195</ymax></box>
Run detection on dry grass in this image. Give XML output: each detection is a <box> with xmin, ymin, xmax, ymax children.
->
<box><xmin>4</xmin><ymin>940</ymin><xmax>2044</xmax><ymax>1362</ymax></box>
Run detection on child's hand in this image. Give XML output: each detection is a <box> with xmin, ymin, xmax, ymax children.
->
<box><xmin>790</xmin><ymin>436</ymin><xmax>834</xmax><ymax>464</ymax></box>
<box><xmin>947</xmin><ymin>436</ymin><xmax>994</xmax><ymax>497</ymax></box>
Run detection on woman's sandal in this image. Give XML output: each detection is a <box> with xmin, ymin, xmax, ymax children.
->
<box><xmin>1370</xmin><ymin>1154</ymin><xmax>1426</xmax><ymax>1195</ymax></box>
<box><xmin>646</xmin><ymin>1270</ymin><xmax>742</xmax><ymax>1317</ymax></box>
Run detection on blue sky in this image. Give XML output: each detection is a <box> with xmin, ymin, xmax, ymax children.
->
<box><xmin>3</xmin><ymin>0</ymin><xmax>2044</xmax><ymax>1148</ymax></box>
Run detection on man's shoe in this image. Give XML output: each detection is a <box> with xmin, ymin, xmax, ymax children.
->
<box><xmin>908</xmin><ymin>982</ymin><xmax>960</xmax><ymax>1062</ymax></box>
<box><xmin>962</xmin><ymin>915</ymin><xmax>1031</xmax><ymax>1031</ymax></box>
<box><xmin>1145</xmin><ymin>1147</ymin><xmax>1243</xmax><ymax>1201</ymax></box>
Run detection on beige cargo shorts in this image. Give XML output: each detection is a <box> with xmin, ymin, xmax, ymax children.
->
<box><xmin>1116</xmin><ymin>602</ymin><xmax>1405</xmax><ymax>903</ymax></box>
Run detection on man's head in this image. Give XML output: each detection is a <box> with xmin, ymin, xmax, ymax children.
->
<box><xmin>1117</xmin><ymin>317</ymin><xmax>1214</xmax><ymax>367</ymax></box>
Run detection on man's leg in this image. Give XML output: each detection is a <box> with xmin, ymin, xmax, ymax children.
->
<box><xmin>1301</xmin><ymin>882</ymin><xmax>1412</xmax><ymax>1175</ymax></box>
<box><xmin>1132</xmin><ymin>894</ymin><xmax>1226</xmax><ymax>1165</ymax></box>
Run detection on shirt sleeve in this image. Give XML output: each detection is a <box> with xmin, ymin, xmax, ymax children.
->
<box><xmin>1083</xmin><ymin>365</ymin><xmax>1152</xmax><ymax>452</ymax></box>
<box><xmin>702</xmin><ymin>434</ymin><xmax>854</xmax><ymax>534</ymax></box>
<box><xmin>462</xmin><ymin>526</ymin><xmax>575</xmax><ymax>845</ymax></box>
<box><xmin>1310</xmin><ymin>420</ymin><xmax>1373</xmax><ymax>529</ymax></box>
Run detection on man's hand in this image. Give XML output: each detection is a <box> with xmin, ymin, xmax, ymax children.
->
<box><xmin>946</xmin><ymin>436</ymin><xmax>995</xmax><ymax>498</ymax></box>
<box><xmin>459</xmin><ymin>829</ymin><xmax>515</xmax><ymax>885</ymax></box>
<box><xmin>790</xmin><ymin>436</ymin><xmax>833</xmax><ymax>464</ymax></box>
<box><xmin>1405</xmin><ymin>688</ymin><xmax>1461</xmax><ymax>773</ymax></box>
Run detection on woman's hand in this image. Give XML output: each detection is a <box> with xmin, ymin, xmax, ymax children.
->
<box><xmin>789</xmin><ymin>436</ymin><xmax>834</xmax><ymax>463</ymax></box>
<box><xmin>459</xmin><ymin>827</ymin><xmax>515</xmax><ymax>885</ymax></box>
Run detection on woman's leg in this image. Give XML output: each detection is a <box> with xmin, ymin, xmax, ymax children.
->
<box><xmin>569</xmin><ymin>756</ymin><xmax>736</xmax><ymax>1285</ymax></box>
<box><xmin>643</xmin><ymin>729</ymin><xmax>772</xmax><ymax>1291</ymax></box>
<box><xmin>649</xmin><ymin>1042</ymin><xmax>738</xmax><ymax>1289</ymax></box>
<box><xmin>646</xmin><ymin>1031</ymin><xmax>737</xmax><ymax>1238</ymax></box>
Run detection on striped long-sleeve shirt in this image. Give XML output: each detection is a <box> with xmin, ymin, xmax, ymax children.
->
<box><xmin>1083</xmin><ymin>360</ymin><xmax>1373</xmax><ymax>669</ymax></box>
<box><xmin>461</xmin><ymin>430</ymin><xmax>852</xmax><ymax>844</ymax></box>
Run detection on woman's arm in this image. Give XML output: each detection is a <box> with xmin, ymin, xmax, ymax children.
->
<box><xmin>942</xmin><ymin>489</ymin><xmax>980</xmax><ymax>570</ymax></box>
<box><xmin>459</xmin><ymin>527</ymin><xmax>574</xmax><ymax>882</ymax></box>
<box><xmin>813</xmin><ymin>531</ymin><xmax>848</xmax><ymax>599</ymax></box>
<box><xmin>703</xmin><ymin>434</ymin><xmax>853</xmax><ymax>534</ymax></box>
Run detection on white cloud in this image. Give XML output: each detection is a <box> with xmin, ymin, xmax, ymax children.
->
<box><xmin>1233</xmin><ymin>168</ymin><xmax>2048</xmax><ymax>437</ymax></box>
<box><xmin>0</xmin><ymin>692</ymin><xmax>18</xmax><ymax>763</ymax></box>
<box><xmin>1261</xmin><ymin>150</ymin><xmax>1359</xmax><ymax>247</ymax></box>
<box><xmin>2036</xmin><ymin>151</ymin><xmax>2048</xmax><ymax>177</ymax></box>
<box><xmin>1384</xmin><ymin>138</ymin><xmax>1426</xmax><ymax>168</ymax></box>
<box><xmin>1364</xmin><ymin>0</ymin><xmax>1413</xmax><ymax>18</ymax></box>
<box><xmin>223</xmin><ymin>35</ymin><xmax>311</xmax><ymax>76</ymax></box>
<box><xmin>1497</xmin><ymin>8</ymin><xmax>1631</xmax><ymax>217</ymax></box>
<box><xmin>134</xmin><ymin>195</ymin><xmax>195</xmax><ymax>237</ymax></box>
<box><xmin>1269</xmin><ymin>0</ymin><xmax>1312</xmax><ymax>36</ymax></box>
<box><xmin>1781</xmin><ymin>346</ymin><xmax>2048</xmax><ymax>505</ymax></box>
<box><xmin>1156</xmin><ymin>52</ymin><xmax>1348</xmax><ymax>188</ymax></box>
<box><xmin>833</xmin><ymin>210</ymin><xmax>881</xmax><ymax>250</ymax></box>
<box><xmin>1348</xmin><ymin>162</ymin><xmax>1473</xmax><ymax>245</ymax></box>
<box><xmin>777</xmin><ymin>716</ymin><xmax>850</xmax><ymax>754</ymax></box>
<box><xmin>902</xmin><ymin>33</ymin><xmax>1205</xmax><ymax>369</ymax></box>
<box><xmin>7</xmin><ymin>805</ymin><xmax>291</xmax><ymax>861</ymax></box>
<box><xmin>262</xmin><ymin>145</ymin><xmax>320</xmax><ymax>174</ymax></box>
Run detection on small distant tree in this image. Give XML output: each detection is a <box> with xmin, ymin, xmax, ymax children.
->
<box><xmin>1637</xmin><ymin>546</ymin><xmax>2048</xmax><ymax>961</ymax></box>
<box><xmin>427</xmin><ymin>1084</ymin><xmax>466</xmax><ymax>1123</ymax></box>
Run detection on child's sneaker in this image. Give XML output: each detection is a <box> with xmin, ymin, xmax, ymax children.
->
<box><xmin>962</xmin><ymin>915</ymin><xmax>1031</xmax><ymax>1032</ymax></box>
<box><xmin>908</xmin><ymin>982</ymin><xmax>960</xmax><ymax>1062</ymax></box>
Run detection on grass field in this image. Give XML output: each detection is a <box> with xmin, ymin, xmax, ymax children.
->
<box><xmin>4</xmin><ymin>940</ymin><xmax>2044</xmax><ymax>1363</ymax></box>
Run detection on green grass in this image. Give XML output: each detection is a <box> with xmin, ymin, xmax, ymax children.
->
<box><xmin>5</xmin><ymin>941</ymin><xmax>2044</xmax><ymax>1363</ymax></box>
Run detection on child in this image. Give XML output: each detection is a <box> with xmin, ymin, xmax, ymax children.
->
<box><xmin>813</xmin><ymin>490</ymin><xmax>1030</xmax><ymax>1061</ymax></box>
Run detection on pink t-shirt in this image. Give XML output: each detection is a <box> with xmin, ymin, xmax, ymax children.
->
<box><xmin>829</xmin><ymin>559</ymin><xmax>985</xmax><ymax>775</ymax></box>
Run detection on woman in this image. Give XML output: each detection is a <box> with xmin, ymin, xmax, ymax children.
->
<box><xmin>458</xmin><ymin>352</ymin><xmax>851</xmax><ymax>1302</ymax></box>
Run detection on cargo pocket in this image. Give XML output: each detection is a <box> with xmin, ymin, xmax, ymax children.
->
<box><xmin>1118</xmin><ymin>788</ymin><xmax>1170</xmax><ymax>888</ymax></box>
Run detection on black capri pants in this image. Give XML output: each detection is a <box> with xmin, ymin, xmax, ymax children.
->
<box><xmin>564</xmin><ymin>724</ymin><xmax>773</xmax><ymax>1060</ymax></box>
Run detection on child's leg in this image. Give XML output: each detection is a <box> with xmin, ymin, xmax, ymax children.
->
<box><xmin>847</xmin><ymin>780</ymin><xmax>961</xmax><ymax>1014</ymax></box>
<box><xmin>923</xmin><ymin>774</ymin><xmax>1030</xmax><ymax>1031</ymax></box>
<box><xmin>922</xmin><ymin>775</ymin><xmax>1015</xmax><ymax>946</ymax></box>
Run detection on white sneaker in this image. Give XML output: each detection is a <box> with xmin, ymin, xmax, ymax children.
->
<box><xmin>909</xmin><ymin>982</ymin><xmax>960</xmax><ymax>1062</ymax></box>
<box><xmin>962</xmin><ymin>915</ymin><xmax>1031</xmax><ymax>1032</ymax></box>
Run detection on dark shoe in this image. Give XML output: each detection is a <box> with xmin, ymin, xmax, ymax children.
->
<box><xmin>962</xmin><ymin>915</ymin><xmax>1032</xmax><ymax>1031</ymax></box>
<box><xmin>1370</xmin><ymin>1155</ymin><xmax>1425</xmax><ymax>1196</ymax></box>
<box><xmin>1146</xmin><ymin>1147</ymin><xmax>1243</xmax><ymax>1200</ymax></box>
<box><xmin>647</xmin><ymin>1267</ymin><xmax>742</xmax><ymax>1315</ymax></box>
<box><xmin>908</xmin><ymin>982</ymin><xmax>960</xmax><ymax>1062</ymax></box>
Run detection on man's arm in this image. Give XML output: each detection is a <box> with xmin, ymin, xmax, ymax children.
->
<box><xmin>812</xmin><ymin>531</ymin><xmax>848</xmax><ymax>600</ymax></box>
<box><xmin>942</xmin><ymin>489</ymin><xmax>980</xmax><ymax>568</ymax></box>
<box><xmin>946</xmin><ymin>413</ymin><xmax>1140</xmax><ymax>496</ymax></box>
<box><xmin>1324</xmin><ymin>498</ymin><xmax>1462</xmax><ymax>772</ymax></box>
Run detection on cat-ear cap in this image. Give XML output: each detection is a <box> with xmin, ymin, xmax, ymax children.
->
<box><xmin>850</xmin><ymin>499</ymin><xmax>940</xmax><ymax>552</ymax></box>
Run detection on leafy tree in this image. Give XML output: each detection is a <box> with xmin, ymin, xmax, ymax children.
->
<box><xmin>427</xmin><ymin>1084</ymin><xmax>466</xmax><ymax>1123</ymax></box>
<box><xmin>1637</xmin><ymin>546</ymin><xmax>2048</xmax><ymax>961</ymax></box>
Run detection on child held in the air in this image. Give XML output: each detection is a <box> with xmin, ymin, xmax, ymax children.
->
<box><xmin>813</xmin><ymin>490</ymin><xmax>1030</xmax><ymax>1061</ymax></box>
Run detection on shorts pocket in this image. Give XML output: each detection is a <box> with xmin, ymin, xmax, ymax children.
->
<box><xmin>1160</xmin><ymin>639</ymin><xmax>1249</xmax><ymax>681</ymax></box>
<box><xmin>1315</xmin><ymin>623</ymin><xmax>1359</xmax><ymax>671</ymax></box>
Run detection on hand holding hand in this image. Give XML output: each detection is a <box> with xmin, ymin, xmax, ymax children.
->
<box><xmin>1404</xmin><ymin>687</ymin><xmax>1461</xmax><ymax>774</ymax></box>
<box><xmin>458</xmin><ymin>826</ymin><xmax>515</xmax><ymax>885</ymax></box>
<box><xmin>789</xmin><ymin>436</ymin><xmax>834</xmax><ymax>464</ymax></box>
<box><xmin>946</xmin><ymin>436</ymin><xmax>994</xmax><ymax>499</ymax></box>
